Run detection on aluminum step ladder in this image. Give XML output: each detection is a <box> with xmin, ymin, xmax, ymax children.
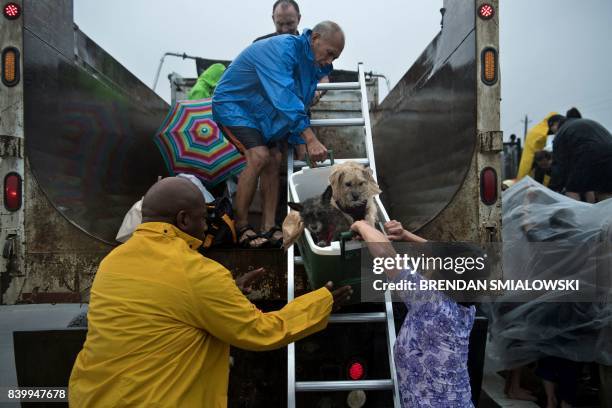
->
<box><xmin>286</xmin><ymin>63</ymin><xmax>401</xmax><ymax>407</ymax></box>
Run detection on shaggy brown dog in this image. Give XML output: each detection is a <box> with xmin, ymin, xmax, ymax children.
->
<box><xmin>328</xmin><ymin>162</ymin><xmax>381</xmax><ymax>226</ymax></box>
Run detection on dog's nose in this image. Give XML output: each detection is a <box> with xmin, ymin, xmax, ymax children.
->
<box><xmin>352</xmin><ymin>193</ymin><xmax>360</xmax><ymax>200</ymax></box>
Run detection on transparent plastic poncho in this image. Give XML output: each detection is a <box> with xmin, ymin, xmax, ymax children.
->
<box><xmin>482</xmin><ymin>177</ymin><xmax>612</xmax><ymax>371</ymax></box>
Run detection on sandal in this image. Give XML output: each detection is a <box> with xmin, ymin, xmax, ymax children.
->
<box><xmin>261</xmin><ymin>225</ymin><xmax>283</xmax><ymax>249</ymax></box>
<box><xmin>237</xmin><ymin>224</ymin><xmax>268</xmax><ymax>249</ymax></box>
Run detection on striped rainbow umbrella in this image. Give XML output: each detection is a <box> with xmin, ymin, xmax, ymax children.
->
<box><xmin>154</xmin><ymin>98</ymin><xmax>246</xmax><ymax>188</ymax></box>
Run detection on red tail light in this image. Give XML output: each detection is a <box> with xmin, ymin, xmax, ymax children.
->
<box><xmin>480</xmin><ymin>167</ymin><xmax>497</xmax><ymax>205</ymax></box>
<box><xmin>478</xmin><ymin>3</ymin><xmax>494</xmax><ymax>20</ymax></box>
<box><xmin>348</xmin><ymin>361</ymin><xmax>365</xmax><ymax>381</ymax></box>
<box><xmin>4</xmin><ymin>172</ymin><xmax>22</xmax><ymax>211</ymax></box>
<box><xmin>3</xmin><ymin>2</ymin><xmax>21</xmax><ymax>20</ymax></box>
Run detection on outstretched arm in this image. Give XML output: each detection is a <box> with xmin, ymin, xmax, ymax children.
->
<box><xmin>188</xmin><ymin>260</ymin><xmax>351</xmax><ymax>351</ymax></box>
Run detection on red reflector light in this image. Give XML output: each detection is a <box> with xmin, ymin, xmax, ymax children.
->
<box><xmin>478</xmin><ymin>3</ymin><xmax>494</xmax><ymax>20</ymax></box>
<box><xmin>348</xmin><ymin>362</ymin><xmax>365</xmax><ymax>381</ymax></box>
<box><xmin>3</xmin><ymin>2</ymin><xmax>21</xmax><ymax>19</ymax></box>
<box><xmin>480</xmin><ymin>167</ymin><xmax>498</xmax><ymax>205</ymax></box>
<box><xmin>4</xmin><ymin>172</ymin><xmax>22</xmax><ymax>211</ymax></box>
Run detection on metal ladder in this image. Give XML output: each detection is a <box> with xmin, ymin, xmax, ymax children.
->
<box><xmin>286</xmin><ymin>63</ymin><xmax>401</xmax><ymax>407</ymax></box>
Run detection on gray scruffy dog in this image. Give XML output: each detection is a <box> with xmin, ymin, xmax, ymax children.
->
<box><xmin>288</xmin><ymin>186</ymin><xmax>351</xmax><ymax>247</ymax></box>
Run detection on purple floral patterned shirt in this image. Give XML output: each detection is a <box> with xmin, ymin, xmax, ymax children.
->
<box><xmin>393</xmin><ymin>269</ymin><xmax>476</xmax><ymax>407</ymax></box>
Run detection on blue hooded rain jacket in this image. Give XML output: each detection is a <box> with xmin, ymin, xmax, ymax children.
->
<box><xmin>212</xmin><ymin>29</ymin><xmax>332</xmax><ymax>145</ymax></box>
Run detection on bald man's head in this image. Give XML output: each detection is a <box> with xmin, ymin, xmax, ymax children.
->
<box><xmin>142</xmin><ymin>177</ymin><xmax>207</xmax><ymax>239</ymax></box>
<box><xmin>311</xmin><ymin>21</ymin><xmax>345</xmax><ymax>67</ymax></box>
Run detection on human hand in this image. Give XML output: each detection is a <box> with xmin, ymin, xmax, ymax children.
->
<box><xmin>350</xmin><ymin>221</ymin><xmax>385</xmax><ymax>242</ymax></box>
<box><xmin>350</xmin><ymin>220</ymin><xmax>366</xmax><ymax>236</ymax></box>
<box><xmin>384</xmin><ymin>220</ymin><xmax>405</xmax><ymax>241</ymax></box>
<box><xmin>384</xmin><ymin>220</ymin><xmax>427</xmax><ymax>243</ymax></box>
<box><xmin>350</xmin><ymin>221</ymin><xmax>396</xmax><ymax>259</ymax></box>
<box><xmin>324</xmin><ymin>281</ymin><xmax>353</xmax><ymax>311</ymax></box>
<box><xmin>306</xmin><ymin>137</ymin><xmax>328</xmax><ymax>165</ymax></box>
<box><xmin>235</xmin><ymin>267</ymin><xmax>265</xmax><ymax>294</ymax></box>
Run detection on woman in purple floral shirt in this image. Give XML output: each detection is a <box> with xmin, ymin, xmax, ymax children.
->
<box><xmin>351</xmin><ymin>220</ymin><xmax>475</xmax><ymax>408</ymax></box>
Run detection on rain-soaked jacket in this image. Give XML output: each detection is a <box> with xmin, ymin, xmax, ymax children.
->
<box><xmin>212</xmin><ymin>29</ymin><xmax>332</xmax><ymax>145</ymax></box>
<box><xmin>516</xmin><ymin>112</ymin><xmax>558</xmax><ymax>180</ymax></box>
<box><xmin>69</xmin><ymin>222</ymin><xmax>332</xmax><ymax>407</ymax></box>
<box><xmin>551</xmin><ymin>118</ymin><xmax>612</xmax><ymax>193</ymax></box>
<box><xmin>188</xmin><ymin>63</ymin><xmax>226</xmax><ymax>100</ymax></box>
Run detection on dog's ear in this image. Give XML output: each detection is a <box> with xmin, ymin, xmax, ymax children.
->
<box><xmin>363</xmin><ymin>167</ymin><xmax>382</xmax><ymax>195</ymax></box>
<box><xmin>321</xmin><ymin>185</ymin><xmax>333</xmax><ymax>203</ymax></box>
<box><xmin>329</xmin><ymin>166</ymin><xmax>345</xmax><ymax>191</ymax></box>
<box><xmin>288</xmin><ymin>202</ymin><xmax>303</xmax><ymax>212</ymax></box>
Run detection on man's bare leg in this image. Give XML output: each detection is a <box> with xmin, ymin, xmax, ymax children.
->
<box><xmin>236</xmin><ymin>146</ymin><xmax>270</xmax><ymax>247</ymax></box>
<box><xmin>543</xmin><ymin>380</ymin><xmax>558</xmax><ymax>408</ymax></box>
<box><xmin>584</xmin><ymin>191</ymin><xmax>595</xmax><ymax>203</ymax></box>
<box><xmin>565</xmin><ymin>191</ymin><xmax>580</xmax><ymax>201</ymax></box>
<box><xmin>260</xmin><ymin>146</ymin><xmax>283</xmax><ymax>243</ymax></box>
<box><xmin>505</xmin><ymin>367</ymin><xmax>537</xmax><ymax>401</ymax></box>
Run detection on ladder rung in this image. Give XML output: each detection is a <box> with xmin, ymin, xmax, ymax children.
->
<box><xmin>316</xmin><ymin>82</ymin><xmax>360</xmax><ymax>91</ymax></box>
<box><xmin>294</xmin><ymin>256</ymin><xmax>303</xmax><ymax>265</ymax></box>
<box><xmin>329</xmin><ymin>312</ymin><xmax>386</xmax><ymax>323</ymax></box>
<box><xmin>296</xmin><ymin>379</ymin><xmax>394</xmax><ymax>392</ymax></box>
<box><xmin>293</xmin><ymin>158</ymin><xmax>370</xmax><ymax>168</ymax></box>
<box><xmin>311</xmin><ymin>118</ymin><xmax>365</xmax><ymax>127</ymax></box>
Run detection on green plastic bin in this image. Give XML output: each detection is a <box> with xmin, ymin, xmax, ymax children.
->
<box><xmin>289</xmin><ymin>166</ymin><xmax>366</xmax><ymax>303</ymax></box>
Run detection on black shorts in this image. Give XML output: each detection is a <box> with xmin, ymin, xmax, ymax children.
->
<box><xmin>221</xmin><ymin>125</ymin><xmax>277</xmax><ymax>153</ymax></box>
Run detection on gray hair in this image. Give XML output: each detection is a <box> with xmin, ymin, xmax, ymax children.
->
<box><xmin>312</xmin><ymin>21</ymin><xmax>344</xmax><ymax>42</ymax></box>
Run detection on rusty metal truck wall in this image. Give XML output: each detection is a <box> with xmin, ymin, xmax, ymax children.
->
<box><xmin>23</xmin><ymin>0</ymin><xmax>169</xmax><ymax>245</ymax></box>
<box><xmin>372</xmin><ymin>0</ymin><xmax>477</xmax><ymax>239</ymax></box>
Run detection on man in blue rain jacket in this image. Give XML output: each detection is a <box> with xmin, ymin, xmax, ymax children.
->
<box><xmin>213</xmin><ymin>21</ymin><xmax>344</xmax><ymax>248</ymax></box>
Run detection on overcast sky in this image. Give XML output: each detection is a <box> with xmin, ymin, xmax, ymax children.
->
<box><xmin>74</xmin><ymin>0</ymin><xmax>612</xmax><ymax>141</ymax></box>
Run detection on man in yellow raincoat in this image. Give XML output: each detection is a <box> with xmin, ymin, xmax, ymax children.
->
<box><xmin>69</xmin><ymin>177</ymin><xmax>352</xmax><ymax>407</ymax></box>
<box><xmin>516</xmin><ymin>112</ymin><xmax>558</xmax><ymax>180</ymax></box>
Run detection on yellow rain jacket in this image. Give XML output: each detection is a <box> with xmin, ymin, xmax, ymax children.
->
<box><xmin>516</xmin><ymin>112</ymin><xmax>558</xmax><ymax>179</ymax></box>
<box><xmin>69</xmin><ymin>222</ymin><xmax>332</xmax><ymax>407</ymax></box>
